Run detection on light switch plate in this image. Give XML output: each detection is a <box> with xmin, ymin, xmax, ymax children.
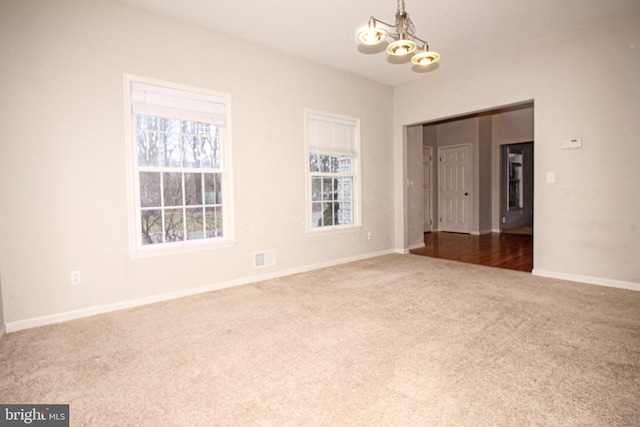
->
<box><xmin>562</xmin><ymin>138</ymin><xmax>583</xmax><ymax>149</ymax></box>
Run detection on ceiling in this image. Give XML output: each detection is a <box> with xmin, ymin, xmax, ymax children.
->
<box><xmin>116</xmin><ymin>0</ymin><xmax>638</xmax><ymax>87</ymax></box>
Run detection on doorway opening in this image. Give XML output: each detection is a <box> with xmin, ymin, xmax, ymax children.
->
<box><xmin>406</xmin><ymin>100</ymin><xmax>534</xmax><ymax>271</ymax></box>
<box><xmin>501</xmin><ymin>142</ymin><xmax>534</xmax><ymax>235</ymax></box>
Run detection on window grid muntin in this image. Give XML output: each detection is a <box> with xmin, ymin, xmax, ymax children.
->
<box><xmin>138</xmin><ymin>169</ymin><xmax>224</xmax><ymax>245</ymax></box>
<box><xmin>310</xmin><ymin>167</ymin><xmax>356</xmax><ymax>229</ymax></box>
<box><xmin>135</xmin><ymin>112</ymin><xmax>225</xmax><ymax>246</ymax></box>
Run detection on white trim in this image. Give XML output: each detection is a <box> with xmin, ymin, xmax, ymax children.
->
<box><xmin>304</xmin><ymin>108</ymin><xmax>362</xmax><ymax>233</ymax></box>
<box><xmin>532</xmin><ymin>269</ymin><xmax>640</xmax><ymax>292</ymax></box>
<box><xmin>5</xmin><ymin>249</ymin><xmax>395</xmax><ymax>333</ymax></box>
<box><xmin>408</xmin><ymin>242</ymin><xmax>426</xmax><ymax>250</ymax></box>
<box><xmin>126</xmin><ymin>239</ymin><xmax>235</xmax><ymax>259</ymax></box>
<box><xmin>470</xmin><ymin>229</ymin><xmax>494</xmax><ymax>236</ymax></box>
<box><xmin>122</xmin><ymin>74</ymin><xmax>234</xmax><ymax>255</ymax></box>
<box><xmin>305</xmin><ymin>225</ymin><xmax>362</xmax><ymax>237</ymax></box>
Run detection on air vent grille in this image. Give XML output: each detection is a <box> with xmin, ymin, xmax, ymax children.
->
<box><xmin>253</xmin><ymin>250</ymin><xmax>276</xmax><ymax>268</ymax></box>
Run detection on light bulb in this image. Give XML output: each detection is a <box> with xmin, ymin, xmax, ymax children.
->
<box><xmin>387</xmin><ymin>39</ymin><xmax>417</xmax><ymax>56</ymax></box>
<box><xmin>357</xmin><ymin>27</ymin><xmax>388</xmax><ymax>45</ymax></box>
<box><xmin>411</xmin><ymin>50</ymin><xmax>440</xmax><ymax>66</ymax></box>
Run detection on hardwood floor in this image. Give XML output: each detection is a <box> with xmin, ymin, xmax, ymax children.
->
<box><xmin>410</xmin><ymin>232</ymin><xmax>533</xmax><ymax>272</ymax></box>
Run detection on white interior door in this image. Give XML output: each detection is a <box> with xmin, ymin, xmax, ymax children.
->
<box><xmin>423</xmin><ymin>146</ymin><xmax>433</xmax><ymax>232</ymax></box>
<box><xmin>438</xmin><ymin>144</ymin><xmax>471</xmax><ymax>233</ymax></box>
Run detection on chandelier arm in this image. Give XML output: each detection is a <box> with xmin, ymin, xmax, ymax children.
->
<box><xmin>369</xmin><ymin>16</ymin><xmax>398</xmax><ymax>30</ymax></box>
<box><xmin>409</xmin><ymin>34</ymin><xmax>429</xmax><ymax>48</ymax></box>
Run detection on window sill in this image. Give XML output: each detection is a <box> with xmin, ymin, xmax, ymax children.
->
<box><xmin>127</xmin><ymin>239</ymin><xmax>235</xmax><ymax>259</ymax></box>
<box><xmin>305</xmin><ymin>225</ymin><xmax>362</xmax><ymax>237</ymax></box>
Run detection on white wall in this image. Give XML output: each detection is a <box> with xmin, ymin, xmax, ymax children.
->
<box><xmin>394</xmin><ymin>10</ymin><xmax>640</xmax><ymax>287</ymax></box>
<box><xmin>0</xmin><ymin>0</ymin><xmax>394</xmax><ymax>327</ymax></box>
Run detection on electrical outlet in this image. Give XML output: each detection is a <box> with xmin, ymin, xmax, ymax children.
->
<box><xmin>70</xmin><ymin>271</ymin><xmax>81</xmax><ymax>286</ymax></box>
<box><xmin>367</xmin><ymin>231</ymin><xmax>372</xmax><ymax>240</ymax></box>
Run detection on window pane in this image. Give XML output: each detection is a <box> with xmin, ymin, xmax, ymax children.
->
<box><xmin>163</xmin><ymin>173</ymin><xmax>183</xmax><ymax>207</ymax></box>
<box><xmin>201</xmin><ymin>125</ymin><xmax>221</xmax><ymax>169</ymax></box>
<box><xmin>139</xmin><ymin>172</ymin><xmax>161</xmax><ymax>208</ymax></box>
<box><xmin>322</xmin><ymin>177</ymin><xmax>335</xmax><ymax>200</ymax></box>
<box><xmin>320</xmin><ymin>155</ymin><xmax>331</xmax><ymax>173</ymax></box>
<box><xmin>311</xmin><ymin>177</ymin><xmax>322</xmax><ymax>201</ymax></box>
<box><xmin>330</xmin><ymin>156</ymin><xmax>339</xmax><ymax>173</ymax></box>
<box><xmin>182</xmin><ymin>134</ymin><xmax>201</xmax><ymax>169</ymax></box>
<box><xmin>337</xmin><ymin>201</ymin><xmax>353</xmax><ymax>225</ymax></box>
<box><xmin>214</xmin><ymin>173</ymin><xmax>222</xmax><ymax>204</ymax></box>
<box><xmin>337</xmin><ymin>178</ymin><xmax>353</xmax><ymax>225</ymax></box>
<box><xmin>140</xmin><ymin>209</ymin><xmax>162</xmax><ymax>245</ymax></box>
<box><xmin>204</xmin><ymin>173</ymin><xmax>222</xmax><ymax>205</ymax></box>
<box><xmin>137</xmin><ymin>116</ymin><xmax>160</xmax><ymax>167</ymax></box>
<box><xmin>185</xmin><ymin>207</ymin><xmax>204</xmax><ymax>240</ymax></box>
<box><xmin>312</xmin><ymin>202</ymin><xmax>322</xmax><ymax>228</ymax></box>
<box><xmin>164</xmin><ymin>209</ymin><xmax>184</xmax><ymax>242</ymax></box>
<box><xmin>336</xmin><ymin>177</ymin><xmax>353</xmax><ymax>202</ymax></box>
<box><xmin>335</xmin><ymin>156</ymin><xmax>351</xmax><ymax>173</ymax></box>
<box><xmin>160</xmin><ymin>119</ymin><xmax>182</xmax><ymax>168</ymax></box>
<box><xmin>204</xmin><ymin>174</ymin><xmax>215</xmax><ymax>205</ymax></box>
<box><xmin>319</xmin><ymin>201</ymin><xmax>336</xmax><ymax>226</ymax></box>
<box><xmin>184</xmin><ymin>173</ymin><xmax>203</xmax><ymax>206</ymax></box>
<box><xmin>206</xmin><ymin>206</ymin><xmax>223</xmax><ymax>237</ymax></box>
<box><xmin>309</xmin><ymin>153</ymin><xmax>319</xmax><ymax>172</ymax></box>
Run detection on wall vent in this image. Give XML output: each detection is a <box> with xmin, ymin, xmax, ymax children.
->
<box><xmin>253</xmin><ymin>250</ymin><xmax>276</xmax><ymax>268</ymax></box>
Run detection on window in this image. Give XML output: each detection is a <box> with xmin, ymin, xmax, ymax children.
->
<box><xmin>125</xmin><ymin>75</ymin><xmax>233</xmax><ymax>252</ymax></box>
<box><xmin>305</xmin><ymin>110</ymin><xmax>360</xmax><ymax>231</ymax></box>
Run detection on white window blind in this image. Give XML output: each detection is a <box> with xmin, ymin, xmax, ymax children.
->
<box><xmin>131</xmin><ymin>82</ymin><xmax>227</xmax><ymax>126</ymax></box>
<box><xmin>307</xmin><ymin>112</ymin><xmax>357</xmax><ymax>158</ymax></box>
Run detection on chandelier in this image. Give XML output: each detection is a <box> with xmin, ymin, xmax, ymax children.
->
<box><xmin>357</xmin><ymin>0</ymin><xmax>440</xmax><ymax>66</ymax></box>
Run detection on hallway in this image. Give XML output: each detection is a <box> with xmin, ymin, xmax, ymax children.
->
<box><xmin>410</xmin><ymin>232</ymin><xmax>533</xmax><ymax>272</ymax></box>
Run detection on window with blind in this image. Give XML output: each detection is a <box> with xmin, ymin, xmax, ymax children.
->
<box><xmin>124</xmin><ymin>75</ymin><xmax>233</xmax><ymax>251</ymax></box>
<box><xmin>305</xmin><ymin>110</ymin><xmax>361</xmax><ymax>231</ymax></box>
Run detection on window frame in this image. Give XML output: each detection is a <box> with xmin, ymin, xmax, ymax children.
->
<box><xmin>123</xmin><ymin>74</ymin><xmax>234</xmax><ymax>256</ymax></box>
<box><xmin>304</xmin><ymin>109</ymin><xmax>362</xmax><ymax>234</ymax></box>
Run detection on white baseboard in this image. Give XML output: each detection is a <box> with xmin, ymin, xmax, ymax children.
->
<box><xmin>470</xmin><ymin>229</ymin><xmax>494</xmax><ymax>236</ymax></box>
<box><xmin>5</xmin><ymin>249</ymin><xmax>396</xmax><ymax>333</ymax></box>
<box><xmin>408</xmin><ymin>242</ymin><xmax>425</xmax><ymax>250</ymax></box>
<box><xmin>532</xmin><ymin>269</ymin><xmax>640</xmax><ymax>292</ymax></box>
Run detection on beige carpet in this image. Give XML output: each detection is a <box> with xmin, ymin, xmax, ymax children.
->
<box><xmin>1</xmin><ymin>254</ymin><xmax>639</xmax><ymax>426</ymax></box>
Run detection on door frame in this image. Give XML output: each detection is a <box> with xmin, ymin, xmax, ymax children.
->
<box><xmin>500</xmin><ymin>141</ymin><xmax>534</xmax><ymax>233</ymax></box>
<box><xmin>423</xmin><ymin>146</ymin><xmax>433</xmax><ymax>232</ymax></box>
